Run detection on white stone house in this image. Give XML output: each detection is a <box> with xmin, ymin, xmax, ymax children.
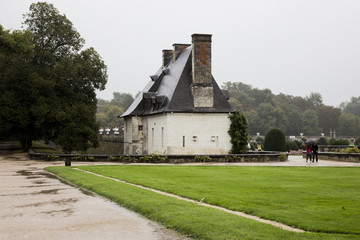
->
<box><xmin>122</xmin><ymin>34</ymin><xmax>234</xmax><ymax>155</ymax></box>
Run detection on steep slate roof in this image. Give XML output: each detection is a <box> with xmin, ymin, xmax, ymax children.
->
<box><xmin>122</xmin><ymin>46</ymin><xmax>234</xmax><ymax>117</ymax></box>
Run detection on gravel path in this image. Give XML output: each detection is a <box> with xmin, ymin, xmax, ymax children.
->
<box><xmin>0</xmin><ymin>154</ymin><xmax>188</xmax><ymax>240</ymax></box>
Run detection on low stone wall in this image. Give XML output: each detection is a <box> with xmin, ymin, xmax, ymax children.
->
<box><xmin>28</xmin><ymin>151</ymin><xmax>287</xmax><ymax>164</ymax></box>
<box><xmin>319</xmin><ymin>145</ymin><xmax>360</xmax><ymax>152</ymax></box>
<box><xmin>302</xmin><ymin>152</ymin><xmax>360</xmax><ymax>163</ymax></box>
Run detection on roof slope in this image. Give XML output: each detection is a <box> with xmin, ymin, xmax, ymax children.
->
<box><xmin>122</xmin><ymin>46</ymin><xmax>234</xmax><ymax>117</ymax></box>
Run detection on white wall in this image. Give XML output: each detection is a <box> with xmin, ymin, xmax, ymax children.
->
<box><xmin>146</xmin><ymin>114</ymin><xmax>168</xmax><ymax>154</ymax></box>
<box><xmin>123</xmin><ymin>116</ymin><xmax>144</xmax><ymax>155</ymax></box>
<box><xmin>146</xmin><ymin>112</ymin><xmax>232</xmax><ymax>155</ymax></box>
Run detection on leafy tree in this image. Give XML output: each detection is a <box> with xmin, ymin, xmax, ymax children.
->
<box><xmin>23</xmin><ymin>2</ymin><xmax>84</xmax><ymax>65</ymax></box>
<box><xmin>0</xmin><ymin>25</ymin><xmax>38</xmax><ymax>147</ymax></box>
<box><xmin>355</xmin><ymin>137</ymin><xmax>360</xmax><ymax>146</ymax></box>
<box><xmin>264</xmin><ymin>128</ymin><xmax>286</xmax><ymax>152</ymax></box>
<box><xmin>1</xmin><ymin>3</ymin><xmax>107</xmax><ymax>151</ymax></box>
<box><xmin>96</xmin><ymin>93</ymin><xmax>135</xmax><ymax>127</ymax></box>
<box><xmin>96</xmin><ymin>104</ymin><xmax>124</xmax><ymax>127</ymax></box>
<box><xmin>285</xmin><ymin>109</ymin><xmax>302</xmax><ymax>135</ymax></box>
<box><xmin>301</xmin><ymin>109</ymin><xmax>321</xmax><ymax>136</ymax></box>
<box><xmin>292</xmin><ymin>96</ymin><xmax>312</xmax><ymax>112</ymax></box>
<box><xmin>341</xmin><ymin>97</ymin><xmax>360</xmax><ymax>117</ymax></box>
<box><xmin>306</xmin><ymin>92</ymin><xmax>323</xmax><ymax>108</ymax></box>
<box><xmin>255</xmin><ymin>103</ymin><xmax>288</xmax><ymax>135</ymax></box>
<box><xmin>25</xmin><ymin>2</ymin><xmax>107</xmax><ymax>152</ymax></box>
<box><xmin>223</xmin><ymin>81</ymin><xmax>359</xmax><ymax>138</ymax></box>
<box><xmin>111</xmin><ymin>92</ymin><xmax>134</xmax><ymax>110</ymax></box>
<box><xmin>316</xmin><ymin>106</ymin><xmax>341</xmax><ymax>134</ymax></box>
<box><xmin>228</xmin><ymin>97</ymin><xmax>243</xmax><ymax>111</ymax></box>
<box><xmin>228</xmin><ymin>110</ymin><xmax>249</xmax><ymax>154</ymax></box>
<box><xmin>337</xmin><ymin>113</ymin><xmax>360</xmax><ymax>136</ymax></box>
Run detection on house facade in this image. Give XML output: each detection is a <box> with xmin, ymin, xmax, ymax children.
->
<box><xmin>122</xmin><ymin>34</ymin><xmax>234</xmax><ymax>155</ymax></box>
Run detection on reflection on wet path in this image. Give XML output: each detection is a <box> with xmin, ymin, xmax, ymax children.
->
<box><xmin>0</xmin><ymin>154</ymin><xmax>188</xmax><ymax>240</ymax></box>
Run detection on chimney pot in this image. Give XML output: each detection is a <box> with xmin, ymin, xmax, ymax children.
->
<box><xmin>162</xmin><ymin>49</ymin><xmax>173</xmax><ymax>68</ymax></box>
<box><xmin>172</xmin><ymin>43</ymin><xmax>191</xmax><ymax>62</ymax></box>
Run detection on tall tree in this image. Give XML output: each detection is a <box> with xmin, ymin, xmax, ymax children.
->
<box><xmin>111</xmin><ymin>92</ymin><xmax>134</xmax><ymax>110</ymax></box>
<box><xmin>0</xmin><ymin>25</ymin><xmax>38</xmax><ymax>147</ymax></box>
<box><xmin>1</xmin><ymin>2</ymin><xmax>107</xmax><ymax>151</ymax></box>
<box><xmin>301</xmin><ymin>109</ymin><xmax>321</xmax><ymax>135</ymax></box>
<box><xmin>23</xmin><ymin>2</ymin><xmax>84</xmax><ymax>66</ymax></box>
<box><xmin>337</xmin><ymin>113</ymin><xmax>360</xmax><ymax>136</ymax></box>
<box><xmin>306</xmin><ymin>92</ymin><xmax>324</xmax><ymax>108</ymax></box>
<box><xmin>341</xmin><ymin>97</ymin><xmax>360</xmax><ymax>117</ymax></box>
<box><xmin>316</xmin><ymin>106</ymin><xmax>341</xmax><ymax>134</ymax></box>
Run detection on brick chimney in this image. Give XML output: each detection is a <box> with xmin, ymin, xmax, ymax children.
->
<box><xmin>191</xmin><ymin>34</ymin><xmax>213</xmax><ymax>108</ymax></box>
<box><xmin>173</xmin><ymin>43</ymin><xmax>191</xmax><ymax>62</ymax></box>
<box><xmin>162</xmin><ymin>49</ymin><xmax>172</xmax><ymax>68</ymax></box>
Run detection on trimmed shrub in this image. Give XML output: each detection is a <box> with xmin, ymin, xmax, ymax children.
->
<box><xmin>249</xmin><ymin>142</ymin><xmax>257</xmax><ymax>151</ymax></box>
<box><xmin>264</xmin><ymin>128</ymin><xmax>286</xmax><ymax>152</ymax></box>
<box><xmin>294</xmin><ymin>140</ymin><xmax>303</xmax><ymax>149</ymax></box>
<box><xmin>228</xmin><ymin>110</ymin><xmax>249</xmax><ymax>154</ymax></box>
<box><xmin>342</xmin><ymin>147</ymin><xmax>360</xmax><ymax>153</ymax></box>
<box><xmin>329</xmin><ymin>138</ymin><xmax>349</xmax><ymax>145</ymax></box>
<box><xmin>317</xmin><ymin>137</ymin><xmax>328</xmax><ymax>146</ymax></box>
<box><xmin>256</xmin><ymin>137</ymin><xmax>264</xmax><ymax>144</ymax></box>
<box><xmin>286</xmin><ymin>141</ymin><xmax>299</xmax><ymax>151</ymax></box>
<box><xmin>194</xmin><ymin>155</ymin><xmax>211</xmax><ymax>162</ymax></box>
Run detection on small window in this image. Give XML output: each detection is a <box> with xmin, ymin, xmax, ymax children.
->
<box><xmin>161</xmin><ymin>127</ymin><xmax>164</xmax><ymax>147</ymax></box>
<box><xmin>183</xmin><ymin>136</ymin><xmax>185</xmax><ymax>147</ymax></box>
<box><xmin>138</xmin><ymin>125</ymin><xmax>143</xmax><ymax>131</ymax></box>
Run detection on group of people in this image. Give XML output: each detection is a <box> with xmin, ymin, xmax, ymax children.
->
<box><xmin>306</xmin><ymin>142</ymin><xmax>318</xmax><ymax>163</ymax></box>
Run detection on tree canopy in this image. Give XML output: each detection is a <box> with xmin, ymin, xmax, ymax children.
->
<box><xmin>96</xmin><ymin>92</ymin><xmax>134</xmax><ymax>128</ymax></box>
<box><xmin>222</xmin><ymin>81</ymin><xmax>360</xmax><ymax>137</ymax></box>
<box><xmin>0</xmin><ymin>2</ymin><xmax>107</xmax><ymax>151</ymax></box>
<box><xmin>341</xmin><ymin>97</ymin><xmax>360</xmax><ymax>117</ymax></box>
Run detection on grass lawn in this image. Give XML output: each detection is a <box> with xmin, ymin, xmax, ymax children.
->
<box><xmin>46</xmin><ymin>165</ymin><xmax>360</xmax><ymax>240</ymax></box>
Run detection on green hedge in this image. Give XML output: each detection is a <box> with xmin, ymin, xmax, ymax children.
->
<box><xmin>264</xmin><ymin>128</ymin><xmax>286</xmax><ymax>152</ymax></box>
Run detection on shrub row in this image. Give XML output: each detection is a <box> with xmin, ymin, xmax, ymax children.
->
<box><xmin>29</xmin><ymin>152</ymin><xmax>287</xmax><ymax>163</ymax></box>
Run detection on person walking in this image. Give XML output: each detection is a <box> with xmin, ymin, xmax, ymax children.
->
<box><xmin>306</xmin><ymin>144</ymin><xmax>312</xmax><ymax>162</ymax></box>
<box><xmin>312</xmin><ymin>142</ymin><xmax>319</xmax><ymax>163</ymax></box>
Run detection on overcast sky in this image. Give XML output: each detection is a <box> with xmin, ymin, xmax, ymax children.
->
<box><xmin>1</xmin><ymin>0</ymin><xmax>360</xmax><ymax>107</ymax></box>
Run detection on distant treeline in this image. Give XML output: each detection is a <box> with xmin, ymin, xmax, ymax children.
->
<box><xmin>96</xmin><ymin>92</ymin><xmax>134</xmax><ymax>128</ymax></box>
<box><xmin>97</xmin><ymin>82</ymin><xmax>360</xmax><ymax>137</ymax></box>
<box><xmin>223</xmin><ymin>82</ymin><xmax>360</xmax><ymax>136</ymax></box>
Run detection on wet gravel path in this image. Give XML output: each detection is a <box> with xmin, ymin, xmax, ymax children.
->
<box><xmin>0</xmin><ymin>154</ymin><xmax>188</xmax><ymax>240</ymax></box>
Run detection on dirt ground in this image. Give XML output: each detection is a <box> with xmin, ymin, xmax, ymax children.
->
<box><xmin>0</xmin><ymin>149</ymin><xmax>358</xmax><ymax>240</ymax></box>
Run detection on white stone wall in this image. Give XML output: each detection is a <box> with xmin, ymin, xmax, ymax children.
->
<box><xmin>123</xmin><ymin>116</ymin><xmax>144</xmax><ymax>155</ymax></box>
<box><xmin>145</xmin><ymin>113</ymin><xmax>168</xmax><ymax>154</ymax></box>
<box><xmin>146</xmin><ymin>112</ymin><xmax>231</xmax><ymax>155</ymax></box>
<box><xmin>124</xmin><ymin>113</ymin><xmax>232</xmax><ymax>155</ymax></box>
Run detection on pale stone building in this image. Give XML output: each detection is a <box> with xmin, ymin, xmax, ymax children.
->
<box><xmin>122</xmin><ymin>34</ymin><xmax>234</xmax><ymax>155</ymax></box>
